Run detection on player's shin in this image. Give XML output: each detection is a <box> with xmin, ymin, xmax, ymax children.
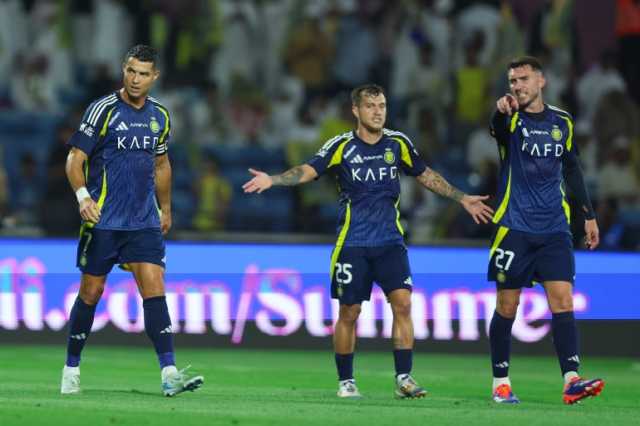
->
<box><xmin>66</xmin><ymin>296</ymin><xmax>98</xmax><ymax>367</ymax></box>
<box><xmin>551</xmin><ymin>311</ymin><xmax>580</xmax><ymax>381</ymax></box>
<box><xmin>489</xmin><ymin>310</ymin><xmax>515</xmax><ymax>388</ymax></box>
<box><xmin>143</xmin><ymin>296</ymin><xmax>175</xmax><ymax>369</ymax></box>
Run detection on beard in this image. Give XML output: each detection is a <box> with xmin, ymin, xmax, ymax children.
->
<box><xmin>516</xmin><ymin>91</ymin><xmax>540</xmax><ymax>110</ymax></box>
<box><xmin>361</xmin><ymin>119</ymin><xmax>384</xmax><ymax>133</ymax></box>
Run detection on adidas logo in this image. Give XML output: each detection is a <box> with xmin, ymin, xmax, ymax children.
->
<box><xmin>494</xmin><ymin>361</ymin><xmax>509</xmax><ymax>368</ymax></box>
<box><xmin>160</xmin><ymin>325</ymin><xmax>173</xmax><ymax>334</ymax></box>
<box><xmin>350</xmin><ymin>154</ymin><xmax>364</xmax><ymax>164</ymax></box>
<box><xmin>116</xmin><ymin>121</ymin><xmax>129</xmax><ymax>131</ymax></box>
<box><xmin>403</xmin><ymin>277</ymin><xmax>413</xmax><ymax>286</ymax></box>
<box><xmin>567</xmin><ymin>355</ymin><xmax>580</xmax><ymax>363</ymax></box>
<box><xmin>70</xmin><ymin>333</ymin><xmax>87</xmax><ymax>340</ymax></box>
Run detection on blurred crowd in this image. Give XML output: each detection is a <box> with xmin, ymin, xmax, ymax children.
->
<box><xmin>0</xmin><ymin>0</ymin><xmax>639</xmax><ymax>250</ymax></box>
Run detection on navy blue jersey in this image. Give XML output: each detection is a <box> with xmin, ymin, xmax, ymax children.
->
<box><xmin>68</xmin><ymin>91</ymin><xmax>170</xmax><ymax>230</ymax></box>
<box><xmin>490</xmin><ymin>104</ymin><xmax>576</xmax><ymax>234</ymax></box>
<box><xmin>307</xmin><ymin>129</ymin><xmax>427</xmax><ymax>247</ymax></box>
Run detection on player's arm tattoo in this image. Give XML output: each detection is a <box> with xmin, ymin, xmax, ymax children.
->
<box><xmin>416</xmin><ymin>168</ymin><xmax>465</xmax><ymax>202</ymax></box>
<box><xmin>272</xmin><ymin>166</ymin><xmax>305</xmax><ymax>186</ymax></box>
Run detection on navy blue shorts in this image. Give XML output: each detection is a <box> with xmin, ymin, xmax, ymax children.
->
<box><xmin>76</xmin><ymin>227</ymin><xmax>165</xmax><ymax>275</ymax></box>
<box><xmin>330</xmin><ymin>244</ymin><xmax>413</xmax><ymax>305</ymax></box>
<box><xmin>487</xmin><ymin>226</ymin><xmax>575</xmax><ymax>289</ymax></box>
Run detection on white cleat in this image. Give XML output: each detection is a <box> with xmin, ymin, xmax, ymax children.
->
<box><xmin>161</xmin><ymin>365</ymin><xmax>204</xmax><ymax>397</ymax></box>
<box><xmin>394</xmin><ymin>374</ymin><xmax>428</xmax><ymax>399</ymax></box>
<box><xmin>337</xmin><ymin>379</ymin><xmax>362</xmax><ymax>398</ymax></box>
<box><xmin>61</xmin><ymin>365</ymin><xmax>81</xmax><ymax>394</ymax></box>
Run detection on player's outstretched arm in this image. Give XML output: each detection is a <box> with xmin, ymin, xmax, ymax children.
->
<box><xmin>243</xmin><ymin>164</ymin><xmax>318</xmax><ymax>194</ymax></box>
<box><xmin>65</xmin><ymin>147</ymin><xmax>101</xmax><ymax>224</ymax></box>
<box><xmin>155</xmin><ymin>153</ymin><xmax>172</xmax><ymax>235</ymax></box>
<box><xmin>416</xmin><ymin>167</ymin><xmax>495</xmax><ymax>224</ymax></box>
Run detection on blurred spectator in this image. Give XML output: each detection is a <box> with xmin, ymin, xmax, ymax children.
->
<box><xmin>615</xmin><ymin>0</ymin><xmax>640</xmax><ymax>103</ymax></box>
<box><xmin>192</xmin><ymin>155</ymin><xmax>232</xmax><ymax>232</ymax></box>
<box><xmin>455</xmin><ymin>0</ymin><xmax>500</xmax><ymax>68</ymax></box>
<box><xmin>454</xmin><ymin>31</ymin><xmax>490</xmax><ymax>137</ymax></box>
<box><xmin>592</xmin><ymin>90</ymin><xmax>640</xmax><ymax>156</ymax></box>
<box><xmin>9</xmin><ymin>0</ymin><xmax>74</xmax><ymax>112</ymax></box>
<box><xmin>466</xmin><ymin>124</ymin><xmax>498</xmax><ymax>177</ymax></box>
<box><xmin>417</xmin><ymin>0</ymin><xmax>453</xmax><ymax>73</ymax></box>
<box><xmin>0</xmin><ymin>0</ymin><xmax>28</xmax><ymax>93</ymax></box>
<box><xmin>284</xmin><ymin>9</ymin><xmax>334</xmax><ymax>108</ymax></box>
<box><xmin>85</xmin><ymin>63</ymin><xmax>118</xmax><ymax>102</ymax></box>
<box><xmin>211</xmin><ymin>0</ymin><xmax>259</xmax><ymax>94</ymax></box>
<box><xmin>155</xmin><ymin>0</ymin><xmax>219</xmax><ymax>86</ymax></box>
<box><xmin>92</xmin><ymin>0</ymin><xmax>131</xmax><ymax>79</ymax></box>
<box><xmin>529</xmin><ymin>0</ymin><xmax>575</xmax><ymax>74</ymax></box>
<box><xmin>597</xmin><ymin>136</ymin><xmax>639</xmax><ymax>203</ymax></box>
<box><xmin>577</xmin><ymin>50</ymin><xmax>626</xmax><ymax>125</ymax></box>
<box><xmin>190</xmin><ymin>81</ymin><xmax>229</xmax><ymax>146</ymax></box>
<box><xmin>40</xmin><ymin>122</ymin><xmax>79</xmax><ymax>235</ymax></box>
<box><xmin>11</xmin><ymin>153</ymin><xmax>42</xmax><ymax>227</ymax></box>
<box><xmin>404</xmin><ymin>41</ymin><xmax>452</xmax><ymax>140</ymax></box>
<box><xmin>331</xmin><ymin>2</ymin><xmax>380</xmax><ymax>93</ymax></box>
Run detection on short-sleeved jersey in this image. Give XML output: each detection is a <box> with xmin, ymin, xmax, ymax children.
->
<box><xmin>490</xmin><ymin>104</ymin><xmax>576</xmax><ymax>234</ymax></box>
<box><xmin>307</xmin><ymin>129</ymin><xmax>427</xmax><ymax>247</ymax></box>
<box><xmin>68</xmin><ymin>91</ymin><xmax>171</xmax><ymax>230</ymax></box>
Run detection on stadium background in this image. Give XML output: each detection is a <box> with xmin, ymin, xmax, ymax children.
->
<box><xmin>0</xmin><ymin>1</ymin><xmax>638</xmax><ymax>425</ymax></box>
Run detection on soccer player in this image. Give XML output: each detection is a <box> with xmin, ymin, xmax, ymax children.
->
<box><xmin>60</xmin><ymin>45</ymin><xmax>203</xmax><ymax>396</ymax></box>
<box><xmin>243</xmin><ymin>84</ymin><xmax>494</xmax><ymax>398</ymax></box>
<box><xmin>487</xmin><ymin>56</ymin><xmax>604</xmax><ymax>404</ymax></box>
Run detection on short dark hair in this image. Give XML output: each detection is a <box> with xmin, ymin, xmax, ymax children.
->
<box><xmin>124</xmin><ymin>44</ymin><xmax>158</xmax><ymax>66</ymax></box>
<box><xmin>508</xmin><ymin>56</ymin><xmax>543</xmax><ymax>73</ymax></box>
<box><xmin>351</xmin><ymin>84</ymin><xmax>385</xmax><ymax>106</ymax></box>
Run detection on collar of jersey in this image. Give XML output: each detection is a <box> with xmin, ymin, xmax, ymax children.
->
<box><xmin>519</xmin><ymin>104</ymin><xmax>549</xmax><ymax>121</ymax></box>
<box><xmin>116</xmin><ymin>89</ymin><xmax>150</xmax><ymax>112</ymax></box>
<box><xmin>352</xmin><ymin>130</ymin><xmax>386</xmax><ymax>147</ymax></box>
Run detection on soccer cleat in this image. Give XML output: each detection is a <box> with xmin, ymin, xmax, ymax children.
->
<box><xmin>161</xmin><ymin>365</ymin><xmax>204</xmax><ymax>397</ymax></box>
<box><xmin>562</xmin><ymin>377</ymin><xmax>605</xmax><ymax>405</ymax></box>
<box><xmin>394</xmin><ymin>374</ymin><xmax>428</xmax><ymax>399</ymax></box>
<box><xmin>492</xmin><ymin>384</ymin><xmax>520</xmax><ymax>404</ymax></box>
<box><xmin>337</xmin><ymin>379</ymin><xmax>362</xmax><ymax>398</ymax></box>
<box><xmin>60</xmin><ymin>365</ymin><xmax>81</xmax><ymax>394</ymax></box>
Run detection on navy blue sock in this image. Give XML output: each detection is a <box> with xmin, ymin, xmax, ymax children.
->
<box><xmin>335</xmin><ymin>353</ymin><xmax>354</xmax><ymax>381</ymax></box>
<box><xmin>66</xmin><ymin>296</ymin><xmax>97</xmax><ymax>367</ymax></box>
<box><xmin>552</xmin><ymin>311</ymin><xmax>580</xmax><ymax>376</ymax></box>
<box><xmin>143</xmin><ymin>296</ymin><xmax>175</xmax><ymax>369</ymax></box>
<box><xmin>489</xmin><ymin>310</ymin><xmax>514</xmax><ymax>378</ymax></box>
<box><xmin>393</xmin><ymin>349</ymin><xmax>413</xmax><ymax>377</ymax></box>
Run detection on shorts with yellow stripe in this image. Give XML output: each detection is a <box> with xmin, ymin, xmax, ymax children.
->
<box><xmin>487</xmin><ymin>225</ymin><xmax>575</xmax><ymax>289</ymax></box>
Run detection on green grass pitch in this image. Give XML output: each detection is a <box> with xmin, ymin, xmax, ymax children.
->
<box><xmin>0</xmin><ymin>345</ymin><xmax>638</xmax><ymax>426</ymax></box>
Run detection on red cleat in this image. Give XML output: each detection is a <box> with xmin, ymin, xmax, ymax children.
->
<box><xmin>563</xmin><ymin>377</ymin><xmax>605</xmax><ymax>405</ymax></box>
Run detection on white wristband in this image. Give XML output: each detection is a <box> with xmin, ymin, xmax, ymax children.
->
<box><xmin>75</xmin><ymin>187</ymin><xmax>91</xmax><ymax>203</ymax></box>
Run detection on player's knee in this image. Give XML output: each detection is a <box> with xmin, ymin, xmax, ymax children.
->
<box><xmin>496</xmin><ymin>299</ymin><xmax>519</xmax><ymax>318</ymax></box>
<box><xmin>550</xmin><ymin>295</ymin><xmax>573</xmax><ymax>313</ymax></box>
<box><xmin>391</xmin><ymin>299</ymin><xmax>412</xmax><ymax>318</ymax></box>
<box><xmin>339</xmin><ymin>305</ymin><xmax>361</xmax><ymax>323</ymax></box>
<box><xmin>79</xmin><ymin>285</ymin><xmax>104</xmax><ymax>305</ymax></box>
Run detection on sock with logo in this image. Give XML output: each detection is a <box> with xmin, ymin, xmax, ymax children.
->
<box><xmin>552</xmin><ymin>311</ymin><xmax>580</xmax><ymax>376</ymax></box>
<box><xmin>143</xmin><ymin>296</ymin><xmax>175</xmax><ymax>369</ymax></box>
<box><xmin>489</xmin><ymin>310</ymin><xmax>515</xmax><ymax>378</ymax></box>
<box><xmin>66</xmin><ymin>296</ymin><xmax>97</xmax><ymax>367</ymax></box>
<box><xmin>393</xmin><ymin>349</ymin><xmax>413</xmax><ymax>377</ymax></box>
<box><xmin>335</xmin><ymin>353</ymin><xmax>354</xmax><ymax>381</ymax></box>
